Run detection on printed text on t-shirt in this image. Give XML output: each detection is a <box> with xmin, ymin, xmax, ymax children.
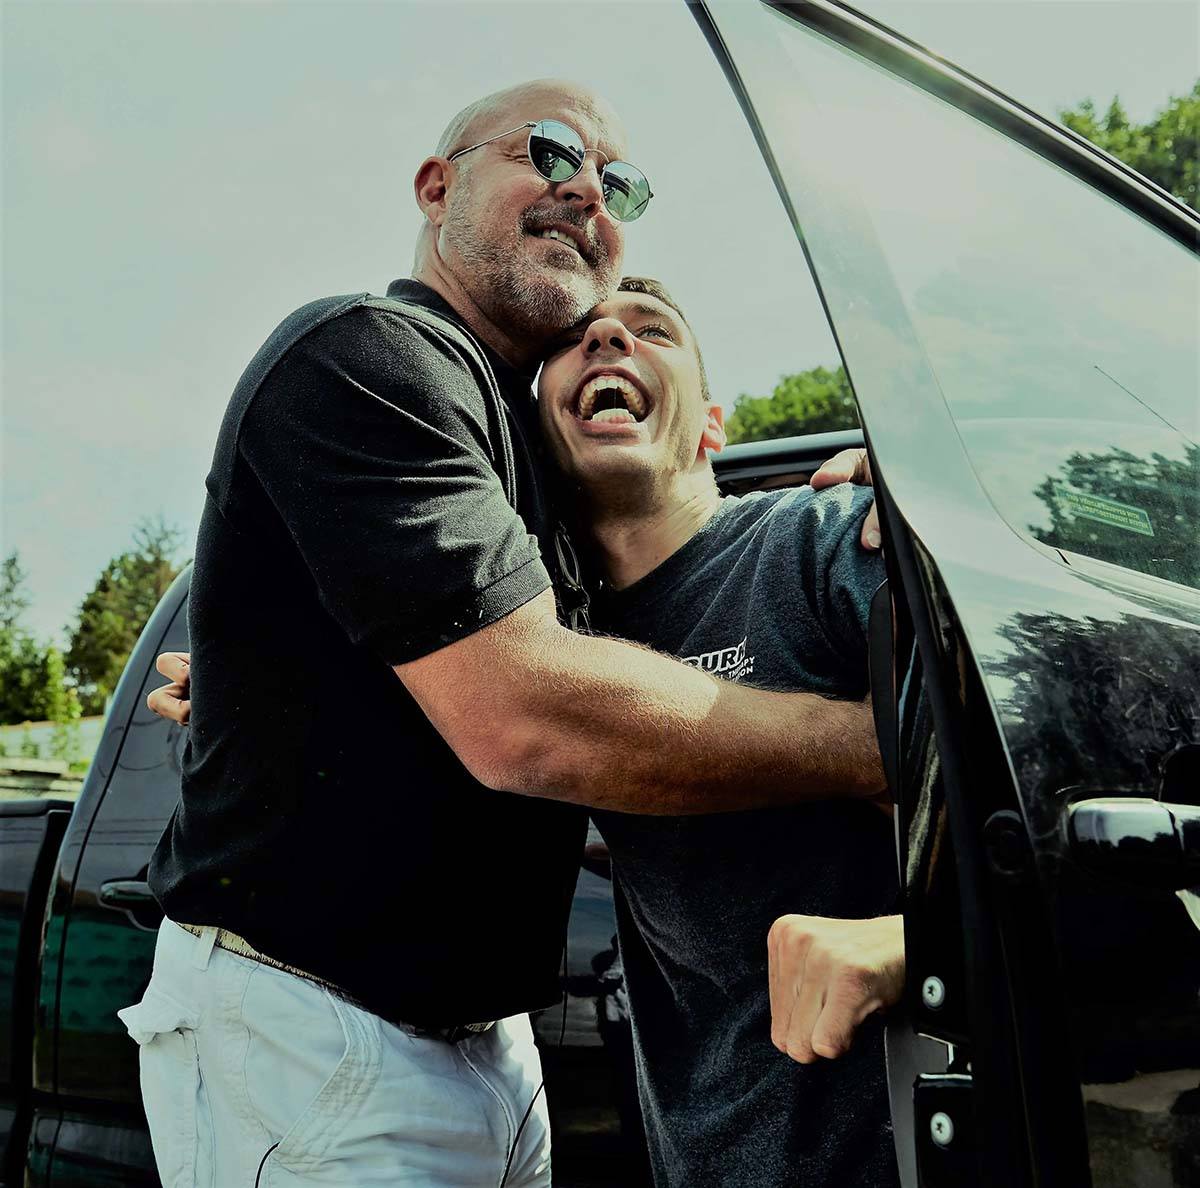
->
<box><xmin>681</xmin><ymin>636</ymin><xmax>755</xmax><ymax>682</ymax></box>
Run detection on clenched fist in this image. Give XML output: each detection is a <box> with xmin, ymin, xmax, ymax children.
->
<box><xmin>767</xmin><ymin>913</ymin><xmax>904</xmax><ymax>1064</ymax></box>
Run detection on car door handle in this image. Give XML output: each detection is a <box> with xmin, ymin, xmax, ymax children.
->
<box><xmin>1068</xmin><ymin>798</ymin><xmax>1200</xmax><ymax>889</ymax></box>
<box><xmin>99</xmin><ymin>879</ymin><xmax>157</xmax><ymax>908</ymax></box>
<box><xmin>99</xmin><ymin>878</ymin><xmax>163</xmax><ymax>932</ymax></box>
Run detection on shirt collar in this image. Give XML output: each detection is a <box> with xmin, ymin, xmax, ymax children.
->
<box><xmin>593</xmin><ymin>496</ymin><xmax>739</xmax><ymax>628</ymax></box>
<box><xmin>385</xmin><ymin>278</ymin><xmax>536</xmax><ymax>389</ymax></box>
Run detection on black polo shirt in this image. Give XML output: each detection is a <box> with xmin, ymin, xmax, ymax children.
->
<box><xmin>149</xmin><ymin>279</ymin><xmax>587</xmax><ymax>1027</ymax></box>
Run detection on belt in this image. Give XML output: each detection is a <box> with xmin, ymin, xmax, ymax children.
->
<box><xmin>171</xmin><ymin>920</ymin><xmax>495</xmax><ymax>1043</ymax></box>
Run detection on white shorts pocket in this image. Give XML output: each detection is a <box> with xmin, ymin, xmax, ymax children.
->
<box><xmin>118</xmin><ymin>987</ymin><xmax>207</xmax><ymax>1188</ymax></box>
<box><xmin>240</xmin><ymin>965</ymin><xmax>383</xmax><ymax>1182</ymax></box>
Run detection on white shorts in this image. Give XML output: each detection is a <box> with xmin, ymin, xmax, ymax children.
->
<box><xmin>118</xmin><ymin>918</ymin><xmax>551</xmax><ymax>1187</ymax></box>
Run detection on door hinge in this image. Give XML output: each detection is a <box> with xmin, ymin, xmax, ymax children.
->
<box><xmin>915</xmin><ymin>1073</ymin><xmax>975</xmax><ymax>1187</ymax></box>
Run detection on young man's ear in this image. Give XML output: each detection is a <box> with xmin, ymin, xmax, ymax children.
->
<box><xmin>700</xmin><ymin>403</ymin><xmax>726</xmax><ymax>456</ymax></box>
<box><xmin>414</xmin><ymin>157</ymin><xmax>452</xmax><ymax>227</ymax></box>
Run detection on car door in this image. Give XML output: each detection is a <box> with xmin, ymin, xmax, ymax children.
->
<box><xmin>30</xmin><ymin>572</ymin><xmax>189</xmax><ymax>1186</ymax></box>
<box><xmin>691</xmin><ymin>2</ymin><xmax>1200</xmax><ymax>1185</ymax></box>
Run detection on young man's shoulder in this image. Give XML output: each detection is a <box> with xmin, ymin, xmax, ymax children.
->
<box><xmin>724</xmin><ymin>483</ymin><xmax>874</xmax><ymax>543</ymax></box>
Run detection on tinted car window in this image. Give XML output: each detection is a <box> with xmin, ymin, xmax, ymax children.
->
<box><xmin>752</xmin><ymin>6</ymin><xmax>1199</xmax><ymax>594</ymax></box>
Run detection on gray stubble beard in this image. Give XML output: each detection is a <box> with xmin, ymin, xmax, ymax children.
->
<box><xmin>445</xmin><ymin>185</ymin><xmax>617</xmax><ymax>339</ymax></box>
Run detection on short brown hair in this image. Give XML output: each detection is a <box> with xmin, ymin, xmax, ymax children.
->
<box><xmin>617</xmin><ymin>277</ymin><xmax>711</xmax><ymax>403</ymax></box>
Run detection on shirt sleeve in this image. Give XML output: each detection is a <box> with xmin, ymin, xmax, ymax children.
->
<box><xmin>799</xmin><ymin>486</ymin><xmax>886</xmax><ymax>663</ymax></box>
<box><xmin>234</xmin><ymin>305</ymin><xmax>551</xmax><ymax>664</ymax></box>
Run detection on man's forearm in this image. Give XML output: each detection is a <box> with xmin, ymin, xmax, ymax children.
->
<box><xmin>402</xmin><ymin>596</ymin><xmax>883</xmax><ymax>814</ymax></box>
<box><xmin>512</xmin><ymin>627</ymin><xmax>882</xmax><ymax>812</ymax></box>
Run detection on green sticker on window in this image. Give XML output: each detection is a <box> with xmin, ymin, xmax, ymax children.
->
<box><xmin>1055</xmin><ymin>487</ymin><xmax>1155</xmax><ymax>537</ymax></box>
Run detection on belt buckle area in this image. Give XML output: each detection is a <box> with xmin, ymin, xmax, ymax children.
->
<box><xmin>418</xmin><ymin>1020</ymin><xmax>496</xmax><ymax>1044</ymax></box>
<box><xmin>173</xmin><ymin>923</ymin><xmax>495</xmax><ymax>1044</ymax></box>
<box><xmin>450</xmin><ymin>1021</ymin><xmax>496</xmax><ymax>1043</ymax></box>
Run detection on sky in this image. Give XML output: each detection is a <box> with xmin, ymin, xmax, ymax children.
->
<box><xmin>3</xmin><ymin>0</ymin><xmax>1197</xmax><ymax>642</ymax></box>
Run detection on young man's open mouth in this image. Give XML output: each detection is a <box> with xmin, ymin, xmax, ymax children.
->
<box><xmin>571</xmin><ymin>370</ymin><xmax>653</xmax><ymax>432</ymax></box>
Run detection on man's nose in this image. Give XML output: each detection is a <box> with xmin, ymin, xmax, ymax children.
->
<box><xmin>583</xmin><ymin>317</ymin><xmax>636</xmax><ymax>358</ymax></box>
<box><xmin>556</xmin><ymin>155</ymin><xmax>606</xmax><ymax>219</ymax></box>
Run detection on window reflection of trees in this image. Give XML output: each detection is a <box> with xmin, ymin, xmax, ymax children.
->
<box><xmin>1030</xmin><ymin>444</ymin><xmax>1199</xmax><ymax>592</ymax></box>
<box><xmin>993</xmin><ymin>611</ymin><xmax>1200</xmax><ymax>793</ymax></box>
<box><xmin>989</xmin><ymin>611</ymin><xmax>1200</xmax><ymax>1093</ymax></box>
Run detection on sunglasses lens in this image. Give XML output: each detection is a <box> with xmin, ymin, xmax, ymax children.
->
<box><xmin>529</xmin><ymin>120</ymin><xmax>586</xmax><ymax>183</ymax></box>
<box><xmin>602</xmin><ymin>161</ymin><xmax>652</xmax><ymax>222</ymax></box>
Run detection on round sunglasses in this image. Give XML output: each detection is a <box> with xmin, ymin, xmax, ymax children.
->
<box><xmin>448</xmin><ymin>119</ymin><xmax>653</xmax><ymax>223</ymax></box>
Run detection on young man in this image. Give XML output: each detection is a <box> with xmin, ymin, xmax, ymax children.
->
<box><xmin>128</xmin><ymin>81</ymin><xmax>885</xmax><ymax>1187</ymax></box>
<box><xmin>536</xmin><ymin>277</ymin><xmax>906</xmax><ymax>1187</ymax></box>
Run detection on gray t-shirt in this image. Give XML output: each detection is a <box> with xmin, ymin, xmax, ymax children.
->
<box><xmin>592</xmin><ymin>485</ymin><xmax>899</xmax><ymax>1188</ymax></box>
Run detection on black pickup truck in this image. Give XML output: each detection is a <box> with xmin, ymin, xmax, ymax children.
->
<box><xmin>0</xmin><ymin>431</ymin><xmax>861</xmax><ymax>1188</ymax></box>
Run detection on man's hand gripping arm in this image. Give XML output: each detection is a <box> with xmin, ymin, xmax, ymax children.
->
<box><xmin>810</xmin><ymin>447</ymin><xmax>881</xmax><ymax>551</ymax></box>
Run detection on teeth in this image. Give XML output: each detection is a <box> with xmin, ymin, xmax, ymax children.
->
<box><xmin>577</xmin><ymin>375</ymin><xmax>647</xmax><ymax>421</ymax></box>
<box><xmin>591</xmin><ymin>408</ymin><xmax>636</xmax><ymax>424</ymax></box>
<box><xmin>538</xmin><ymin>229</ymin><xmax>579</xmax><ymax>250</ymax></box>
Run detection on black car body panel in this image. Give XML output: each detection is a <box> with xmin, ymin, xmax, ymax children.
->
<box><xmin>0</xmin><ymin>799</ymin><xmax>72</xmax><ymax>1188</ymax></box>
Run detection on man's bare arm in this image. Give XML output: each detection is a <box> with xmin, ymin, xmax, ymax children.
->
<box><xmin>147</xmin><ymin>591</ymin><xmax>882</xmax><ymax>813</ymax></box>
<box><xmin>394</xmin><ymin>588</ymin><xmax>883</xmax><ymax>814</ymax></box>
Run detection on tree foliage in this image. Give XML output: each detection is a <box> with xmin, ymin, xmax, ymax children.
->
<box><xmin>724</xmin><ymin>365</ymin><xmax>860</xmax><ymax>445</ymax></box>
<box><xmin>1060</xmin><ymin>83</ymin><xmax>1200</xmax><ymax>210</ymax></box>
<box><xmin>45</xmin><ymin>646</ymin><xmax>83</xmax><ymax>763</ymax></box>
<box><xmin>994</xmin><ymin>609</ymin><xmax>1200</xmax><ymax>794</ymax></box>
<box><xmin>65</xmin><ymin>518</ymin><xmax>184</xmax><ymax>715</ymax></box>
<box><xmin>0</xmin><ymin>552</ymin><xmax>55</xmax><ymax>726</ymax></box>
<box><xmin>0</xmin><ymin>553</ymin><xmax>31</xmax><ymax>632</ymax></box>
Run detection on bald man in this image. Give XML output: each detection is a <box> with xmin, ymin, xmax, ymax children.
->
<box><xmin>121</xmin><ymin>81</ymin><xmax>884</xmax><ymax>1187</ymax></box>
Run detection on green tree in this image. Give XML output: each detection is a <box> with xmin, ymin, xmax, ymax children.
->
<box><xmin>1061</xmin><ymin>83</ymin><xmax>1200</xmax><ymax>210</ymax></box>
<box><xmin>0</xmin><ymin>552</ymin><xmax>31</xmax><ymax>631</ymax></box>
<box><xmin>18</xmin><ymin>724</ymin><xmax>40</xmax><ymax>759</ymax></box>
<box><xmin>45</xmin><ymin>647</ymin><xmax>83</xmax><ymax>764</ymax></box>
<box><xmin>0</xmin><ymin>551</ymin><xmax>54</xmax><ymax>726</ymax></box>
<box><xmin>724</xmin><ymin>365</ymin><xmax>860</xmax><ymax>445</ymax></box>
<box><xmin>66</xmin><ymin>519</ymin><xmax>185</xmax><ymax>715</ymax></box>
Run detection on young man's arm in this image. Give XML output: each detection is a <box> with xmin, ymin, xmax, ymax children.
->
<box><xmin>394</xmin><ymin>587</ymin><xmax>882</xmax><ymax>814</ymax></box>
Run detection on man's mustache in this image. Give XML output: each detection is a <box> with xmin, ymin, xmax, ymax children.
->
<box><xmin>521</xmin><ymin>205</ymin><xmax>608</xmax><ymax>269</ymax></box>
